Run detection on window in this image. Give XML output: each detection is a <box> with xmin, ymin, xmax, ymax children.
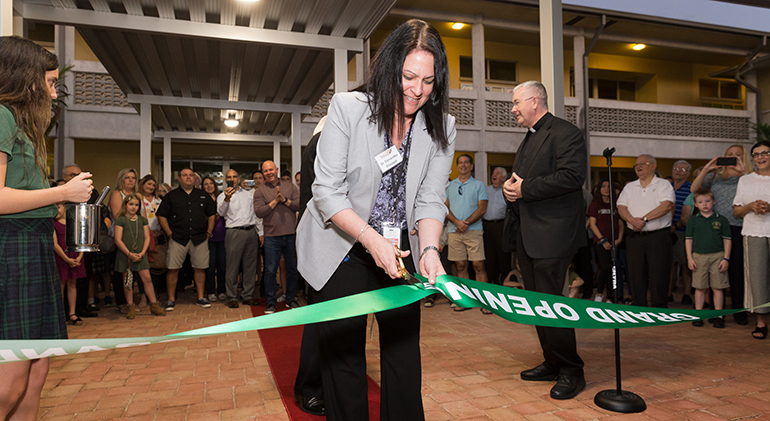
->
<box><xmin>589</xmin><ymin>79</ymin><xmax>636</xmax><ymax>101</ymax></box>
<box><xmin>459</xmin><ymin>56</ymin><xmax>517</xmax><ymax>84</ymax></box>
<box><xmin>699</xmin><ymin>79</ymin><xmax>744</xmax><ymax>109</ymax></box>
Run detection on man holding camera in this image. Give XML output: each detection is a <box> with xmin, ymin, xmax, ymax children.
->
<box><xmin>218</xmin><ymin>169</ymin><xmax>261</xmax><ymax>308</ymax></box>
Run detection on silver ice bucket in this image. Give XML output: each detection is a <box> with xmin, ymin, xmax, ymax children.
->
<box><xmin>65</xmin><ymin>203</ymin><xmax>102</xmax><ymax>252</ymax></box>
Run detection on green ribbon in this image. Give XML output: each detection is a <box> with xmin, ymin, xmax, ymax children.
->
<box><xmin>0</xmin><ymin>274</ymin><xmax>765</xmax><ymax>363</ymax></box>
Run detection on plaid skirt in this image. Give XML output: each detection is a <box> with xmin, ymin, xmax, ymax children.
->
<box><xmin>0</xmin><ymin>218</ymin><xmax>68</xmax><ymax>340</ymax></box>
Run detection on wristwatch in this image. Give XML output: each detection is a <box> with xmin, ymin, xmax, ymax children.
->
<box><xmin>642</xmin><ymin>216</ymin><xmax>648</xmax><ymax>222</ymax></box>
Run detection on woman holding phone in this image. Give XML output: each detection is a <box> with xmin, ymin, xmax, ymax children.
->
<box><xmin>691</xmin><ymin>145</ymin><xmax>753</xmax><ymax>325</ymax></box>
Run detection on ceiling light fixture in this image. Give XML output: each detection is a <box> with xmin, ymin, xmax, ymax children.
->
<box><xmin>632</xmin><ymin>43</ymin><xmax>646</xmax><ymax>51</ymax></box>
<box><xmin>452</xmin><ymin>22</ymin><xmax>465</xmax><ymax>30</ymax></box>
<box><xmin>224</xmin><ymin>113</ymin><xmax>239</xmax><ymax>128</ymax></box>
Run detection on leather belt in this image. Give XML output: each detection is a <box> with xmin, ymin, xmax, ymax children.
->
<box><xmin>483</xmin><ymin>219</ymin><xmax>504</xmax><ymax>223</ymax></box>
<box><xmin>227</xmin><ymin>225</ymin><xmax>255</xmax><ymax>231</ymax></box>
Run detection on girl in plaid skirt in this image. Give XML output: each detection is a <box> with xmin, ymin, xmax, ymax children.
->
<box><xmin>0</xmin><ymin>37</ymin><xmax>93</xmax><ymax>420</ymax></box>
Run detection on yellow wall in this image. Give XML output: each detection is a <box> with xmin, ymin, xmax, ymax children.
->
<box><xmin>75</xmin><ymin>139</ymin><xmax>297</xmax><ymax>191</ymax></box>
<box><xmin>74</xmin><ymin>30</ymin><xmax>99</xmax><ymax>62</ymax></box>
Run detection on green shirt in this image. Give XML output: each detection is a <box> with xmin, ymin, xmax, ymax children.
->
<box><xmin>685</xmin><ymin>212</ymin><xmax>731</xmax><ymax>254</ymax></box>
<box><xmin>0</xmin><ymin>105</ymin><xmax>57</xmax><ymax>219</ymax></box>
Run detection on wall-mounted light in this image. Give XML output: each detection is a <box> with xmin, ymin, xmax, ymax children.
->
<box><xmin>452</xmin><ymin>22</ymin><xmax>465</xmax><ymax>30</ymax></box>
<box><xmin>632</xmin><ymin>43</ymin><xmax>646</xmax><ymax>51</ymax></box>
<box><xmin>224</xmin><ymin>113</ymin><xmax>239</xmax><ymax>127</ymax></box>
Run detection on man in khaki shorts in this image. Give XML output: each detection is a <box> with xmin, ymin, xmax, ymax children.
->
<box><xmin>445</xmin><ymin>154</ymin><xmax>489</xmax><ymax>312</ymax></box>
<box><xmin>157</xmin><ymin>168</ymin><xmax>217</xmax><ymax>311</ymax></box>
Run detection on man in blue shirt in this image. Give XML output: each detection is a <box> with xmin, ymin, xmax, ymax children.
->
<box><xmin>446</xmin><ymin>154</ymin><xmax>489</xmax><ymax>299</ymax></box>
<box><xmin>483</xmin><ymin>167</ymin><xmax>511</xmax><ymax>285</ymax></box>
<box><xmin>670</xmin><ymin>160</ymin><xmax>693</xmax><ymax>305</ymax></box>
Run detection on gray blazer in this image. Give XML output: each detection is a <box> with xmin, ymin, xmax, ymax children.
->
<box><xmin>296</xmin><ymin>92</ymin><xmax>456</xmax><ymax>291</ymax></box>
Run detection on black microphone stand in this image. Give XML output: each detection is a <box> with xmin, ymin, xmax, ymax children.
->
<box><xmin>593</xmin><ymin>147</ymin><xmax>646</xmax><ymax>413</ymax></box>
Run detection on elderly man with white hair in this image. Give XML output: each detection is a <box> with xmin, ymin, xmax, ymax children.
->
<box><xmin>483</xmin><ymin>166</ymin><xmax>511</xmax><ymax>285</ymax></box>
<box><xmin>617</xmin><ymin>154</ymin><xmax>676</xmax><ymax>308</ymax></box>
<box><xmin>670</xmin><ymin>159</ymin><xmax>693</xmax><ymax>304</ymax></box>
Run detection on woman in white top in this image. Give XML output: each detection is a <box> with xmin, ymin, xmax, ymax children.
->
<box><xmin>733</xmin><ymin>141</ymin><xmax>770</xmax><ymax>339</ymax></box>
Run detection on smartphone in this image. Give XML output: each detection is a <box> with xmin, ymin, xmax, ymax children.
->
<box><xmin>243</xmin><ymin>179</ymin><xmax>255</xmax><ymax>190</ymax></box>
<box><xmin>716</xmin><ymin>157</ymin><xmax>737</xmax><ymax>166</ymax></box>
<box><xmin>227</xmin><ymin>180</ymin><xmax>234</xmax><ymax>188</ymax></box>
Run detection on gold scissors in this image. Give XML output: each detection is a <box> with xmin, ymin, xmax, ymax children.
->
<box><xmin>395</xmin><ymin>247</ymin><xmax>420</xmax><ymax>284</ymax></box>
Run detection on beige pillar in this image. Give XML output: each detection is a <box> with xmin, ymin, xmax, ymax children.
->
<box><xmin>539</xmin><ymin>0</ymin><xmax>565</xmax><ymax>118</ymax></box>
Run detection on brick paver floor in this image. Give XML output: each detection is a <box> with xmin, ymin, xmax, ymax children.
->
<box><xmin>38</xmin><ymin>289</ymin><xmax>770</xmax><ymax>420</ymax></box>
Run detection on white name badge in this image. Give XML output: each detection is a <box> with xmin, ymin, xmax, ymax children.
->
<box><xmin>374</xmin><ymin>146</ymin><xmax>403</xmax><ymax>173</ymax></box>
<box><xmin>381</xmin><ymin>221</ymin><xmax>401</xmax><ymax>249</ymax></box>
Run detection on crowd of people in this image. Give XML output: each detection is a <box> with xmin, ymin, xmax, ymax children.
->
<box><xmin>2</xmin><ymin>21</ymin><xmax>770</xmax><ymax>420</ymax></box>
<box><xmin>433</xmin><ymin>143</ymin><xmax>770</xmax><ymax>340</ymax></box>
<box><xmin>46</xmin><ymin>163</ymin><xmax>306</xmax><ymax>324</ymax></box>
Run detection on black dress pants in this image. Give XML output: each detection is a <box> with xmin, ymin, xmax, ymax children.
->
<box><xmin>516</xmin><ymin>231</ymin><xmax>584</xmax><ymax>377</ymax></box>
<box><xmin>294</xmin><ymin>287</ymin><xmax>322</xmax><ymax>399</ymax></box>
<box><xmin>482</xmin><ymin>219</ymin><xmax>511</xmax><ymax>285</ymax></box>
<box><xmin>624</xmin><ymin>228</ymin><xmax>672</xmax><ymax>308</ymax></box>
<box><xmin>315</xmin><ymin>234</ymin><xmax>423</xmax><ymax>421</ymax></box>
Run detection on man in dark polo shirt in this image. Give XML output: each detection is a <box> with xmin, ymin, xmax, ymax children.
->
<box><xmin>157</xmin><ymin>168</ymin><xmax>216</xmax><ymax>311</ymax></box>
<box><xmin>254</xmin><ymin>160</ymin><xmax>300</xmax><ymax>314</ymax></box>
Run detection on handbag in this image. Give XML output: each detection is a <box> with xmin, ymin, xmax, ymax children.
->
<box><xmin>98</xmin><ymin>233</ymin><xmax>115</xmax><ymax>253</ymax></box>
<box><xmin>148</xmin><ymin>232</ymin><xmax>168</xmax><ymax>269</ymax></box>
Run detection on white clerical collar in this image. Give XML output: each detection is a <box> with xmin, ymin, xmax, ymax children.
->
<box><xmin>528</xmin><ymin>127</ymin><xmax>536</xmax><ymax>133</ymax></box>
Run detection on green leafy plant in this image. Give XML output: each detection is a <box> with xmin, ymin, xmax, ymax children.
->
<box><xmin>47</xmin><ymin>63</ymin><xmax>73</xmax><ymax>136</ymax></box>
<box><xmin>750</xmin><ymin>121</ymin><xmax>770</xmax><ymax>142</ymax></box>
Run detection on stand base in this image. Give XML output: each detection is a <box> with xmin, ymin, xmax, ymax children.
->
<box><xmin>594</xmin><ymin>389</ymin><xmax>646</xmax><ymax>413</ymax></box>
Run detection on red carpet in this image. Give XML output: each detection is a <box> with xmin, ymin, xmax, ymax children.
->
<box><xmin>252</xmin><ymin>300</ymin><xmax>381</xmax><ymax>420</ymax></box>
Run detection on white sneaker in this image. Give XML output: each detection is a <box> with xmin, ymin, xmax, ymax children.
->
<box><xmin>277</xmin><ymin>295</ymin><xmax>286</xmax><ymax>302</ymax></box>
<box><xmin>594</xmin><ymin>295</ymin><xmax>604</xmax><ymax>302</ymax></box>
<box><xmin>218</xmin><ymin>293</ymin><xmax>227</xmax><ymax>302</ymax></box>
<box><xmin>208</xmin><ymin>294</ymin><xmax>218</xmax><ymax>302</ymax></box>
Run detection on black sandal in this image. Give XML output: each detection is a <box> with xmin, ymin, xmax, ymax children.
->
<box><xmin>68</xmin><ymin>314</ymin><xmax>83</xmax><ymax>326</ymax></box>
<box><xmin>752</xmin><ymin>325</ymin><xmax>767</xmax><ymax>340</ymax></box>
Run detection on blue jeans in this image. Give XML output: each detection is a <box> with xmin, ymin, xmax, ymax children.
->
<box><xmin>206</xmin><ymin>240</ymin><xmax>226</xmax><ymax>295</ymax></box>
<box><xmin>264</xmin><ymin>234</ymin><xmax>298</xmax><ymax>305</ymax></box>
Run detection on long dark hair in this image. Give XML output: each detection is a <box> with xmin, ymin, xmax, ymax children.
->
<box><xmin>592</xmin><ymin>178</ymin><xmax>617</xmax><ymax>207</ymax></box>
<box><xmin>362</xmin><ymin>19</ymin><xmax>450</xmax><ymax>148</ymax></box>
<box><xmin>0</xmin><ymin>36</ymin><xmax>58</xmax><ymax>178</ymax></box>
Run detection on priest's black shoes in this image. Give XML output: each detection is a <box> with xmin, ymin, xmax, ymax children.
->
<box><xmin>549</xmin><ymin>374</ymin><xmax>586</xmax><ymax>400</ymax></box>
<box><xmin>295</xmin><ymin>394</ymin><xmax>325</xmax><ymax>416</ymax></box>
<box><xmin>520</xmin><ymin>363</ymin><xmax>559</xmax><ymax>381</ymax></box>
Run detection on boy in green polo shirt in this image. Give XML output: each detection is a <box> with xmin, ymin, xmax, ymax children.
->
<box><xmin>685</xmin><ymin>189</ymin><xmax>732</xmax><ymax>328</ymax></box>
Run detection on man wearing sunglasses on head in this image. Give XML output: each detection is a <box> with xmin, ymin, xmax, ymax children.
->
<box><xmin>445</xmin><ymin>154</ymin><xmax>489</xmax><ymax>312</ymax></box>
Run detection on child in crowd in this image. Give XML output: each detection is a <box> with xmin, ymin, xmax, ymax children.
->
<box><xmin>114</xmin><ymin>194</ymin><xmax>166</xmax><ymax>319</ymax></box>
<box><xmin>685</xmin><ymin>189</ymin><xmax>731</xmax><ymax>328</ymax></box>
<box><xmin>566</xmin><ymin>262</ymin><xmax>584</xmax><ymax>299</ymax></box>
<box><xmin>53</xmin><ymin>203</ymin><xmax>86</xmax><ymax>325</ymax></box>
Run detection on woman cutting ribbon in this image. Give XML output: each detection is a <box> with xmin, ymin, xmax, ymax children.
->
<box><xmin>296</xmin><ymin>19</ymin><xmax>455</xmax><ymax>421</ymax></box>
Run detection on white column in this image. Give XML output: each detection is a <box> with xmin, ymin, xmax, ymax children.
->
<box><xmin>475</xmin><ymin>152</ymin><xmax>488</xmax><ymax>185</ymax></box>
<box><xmin>0</xmin><ymin>0</ymin><xmax>12</xmax><ymax>36</ymax></box>
<box><xmin>273</xmin><ymin>140</ymin><xmax>281</xmax><ymax>167</ymax></box>
<box><xmin>334</xmin><ymin>48</ymin><xmax>348</xmax><ymax>94</ymax></box>
<box><xmin>746</xmin><ymin>70</ymin><xmax>758</xmax><ymax>125</ymax></box>
<box><xmin>13</xmin><ymin>14</ymin><xmax>24</xmax><ymax>37</ymax></box>
<box><xmin>163</xmin><ymin>136</ymin><xmax>171</xmax><ymax>184</ymax></box>
<box><xmin>291</xmin><ymin>113</ymin><xmax>301</xmax><ymax>176</ymax></box>
<box><xmin>140</xmin><ymin>102</ymin><xmax>152</xmax><ymax>177</ymax></box>
<box><xmin>471</xmin><ymin>20</ymin><xmax>488</xmax><ymax>184</ymax></box>
<box><xmin>54</xmin><ymin>26</ymin><xmax>76</xmax><ymax>178</ymax></box>
<box><xmin>539</xmin><ymin>0</ymin><xmax>565</xmax><ymax>118</ymax></box>
<box><xmin>573</xmin><ymin>35</ymin><xmax>586</xmax><ymax>132</ymax></box>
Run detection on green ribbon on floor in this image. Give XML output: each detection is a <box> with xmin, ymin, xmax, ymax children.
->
<box><xmin>0</xmin><ymin>274</ymin><xmax>766</xmax><ymax>363</ymax></box>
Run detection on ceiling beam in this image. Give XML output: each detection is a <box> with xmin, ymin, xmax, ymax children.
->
<box><xmin>20</xmin><ymin>2</ymin><xmax>364</xmax><ymax>52</ymax></box>
<box><xmin>389</xmin><ymin>7</ymin><xmax>753</xmax><ymax>56</ymax></box>
<box><xmin>154</xmin><ymin>130</ymin><xmax>288</xmax><ymax>143</ymax></box>
<box><xmin>128</xmin><ymin>94</ymin><xmax>312</xmax><ymax>114</ymax></box>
